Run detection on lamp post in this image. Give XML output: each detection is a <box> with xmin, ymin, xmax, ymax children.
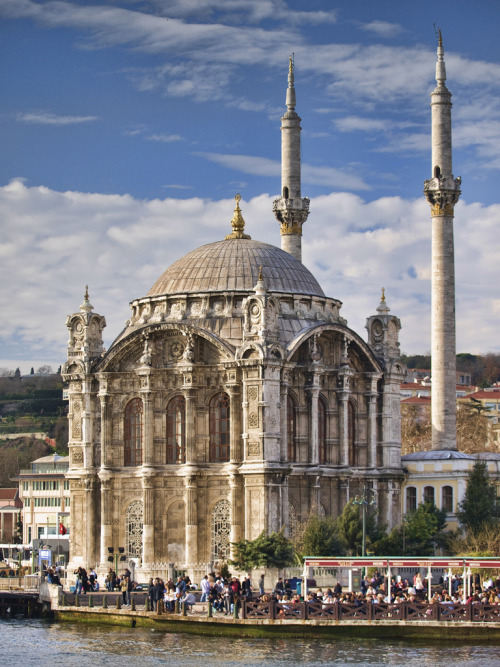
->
<box><xmin>353</xmin><ymin>488</ymin><xmax>377</xmax><ymax>558</ymax></box>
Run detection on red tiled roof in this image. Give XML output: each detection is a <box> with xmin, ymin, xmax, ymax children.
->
<box><xmin>401</xmin><ymin>396</ymin><xmax>431</xmax><ymax>404</ymax></box>
<box><xmin>0</xmin><ymin>488</ymin><xmax>18</xmax><ymax>501</ymax></box>
<box><xmin>461</xmin><ymin>389</ymin><xmax>500</xmax><ymax>400</ymax></box>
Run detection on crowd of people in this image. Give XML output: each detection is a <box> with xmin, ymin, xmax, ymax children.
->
<box><xmin>67</xmin><ymin>568</ymin><xmax>500</xmax><ymax>612</ymax></box>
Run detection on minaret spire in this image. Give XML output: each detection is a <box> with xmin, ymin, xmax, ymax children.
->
<box><xmin>424</xmin><ymin>32</ymin><xmax>461</xmax><ymax>451</ymax></box>
<box><xmin>273</xmin><ymin>56</ymin><xmax>309</xmax><ymax>262</ymax></box>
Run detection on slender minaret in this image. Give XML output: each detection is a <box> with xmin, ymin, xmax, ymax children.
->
<box><xmin>273</xmin><ymin>57</ymin><xmax>309</xmax><ymax>261</ymax></box>
<box><xmin>424</xmin><ymin>32</ymin><xmax>461</xmax><ymax>451</ymax></box>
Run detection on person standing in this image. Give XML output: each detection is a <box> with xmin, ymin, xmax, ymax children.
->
<box><xmin>200</xmin><ymin>575</ymin><xmax>211</xmax><ymax>603</ymax></box>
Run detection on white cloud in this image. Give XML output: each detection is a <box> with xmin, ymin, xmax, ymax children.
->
<box><xmin>197</xmin><ymin>152</ymin><xmax>371</xmax><ymax>191</ymax></box>
<box><xmin>0</xmin><ymin>179</ymin><xmax>498</xmax><ymax>371</ymax></box>
<box><xmin>359</xmin><ymin>20</ymin><xmax>404</xmax><ymax>38</ymax></box>
<box><xmin>16</xmin><ymin>111</ymin><xmax>99</xmax><ymax>125</ymax></box>
<box><xmin>146</xmin><ymin>133</ymin><xmax>183</xmax><ymax>143</ymax></box>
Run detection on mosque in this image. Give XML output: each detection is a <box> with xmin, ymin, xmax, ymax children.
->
<box><xmin>62</xmin><ymin>58</ymin><xmax>412</xmax><ymax>579</ymax></box>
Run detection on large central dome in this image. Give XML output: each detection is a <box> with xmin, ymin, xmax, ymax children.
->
<box><xmin>147</xmin><ymin>238</ymin><xmax>325</xmax><ymax>298</ymax></box>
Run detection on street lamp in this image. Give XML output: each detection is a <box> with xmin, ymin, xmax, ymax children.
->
<box><xmin>353</xmin><ymin>488</ymin><xmax>377</xmax><ymax>558</ymax></box>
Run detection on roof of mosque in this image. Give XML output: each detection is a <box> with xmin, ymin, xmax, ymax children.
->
<box><xmin>147</xmin><ymin>238</ymin><xmax>325</xmax><ymax>298</ymax></box>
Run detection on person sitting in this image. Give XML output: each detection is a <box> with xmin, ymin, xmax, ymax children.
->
<box><xmin>181</xmin><ymin>591</ymin><xmax>196</xmax><ymax>612</ymax></box>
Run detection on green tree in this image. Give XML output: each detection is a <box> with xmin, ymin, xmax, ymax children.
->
<box><xmin>230</xmin><ymin>528</ymin><xmax>295</xmax><ymax>570</ymax></box>
<box><xmin>457</xmin><ymin>461</ymin><xmax>498</xmax><ymax>535</ymax></box>
<box><xmin>375</xmin><ymin>502</ymin><xmax>448</xmax><ymax>556</ymax></box>
<box><xmin>336</xmin><ymin>500</ymin><xmax>383</xmax><ymax>556</ymax></box>
<box><xmin>298</xmin><ymin>515</ymin><xmax>344</xmax><ymax>557</ymax></box>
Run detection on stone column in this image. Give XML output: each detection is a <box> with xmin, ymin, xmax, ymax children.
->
<box><xmin>84</xmin><ymin>476</ymin><xmax>98</xmax><ymax>567</ymax></box>
<box><xmin>280</xmin><ymin>380</ymin><xmax>288</xmax><ymax>462</ymax></box>
<box><xmin>184</xmin><ymin>475</ymin><xmax>198</xmax><ymax>566</ymax></box>
<box><xmin>99</xmin><ymin>391</ymin><xmax>111</xmax><ymax>468</ymax></box>
<box><xmin>227</xmin><ymin>385</ymin><xmax>242</xmax><ymax>463</ymax></box>
<box><xmin>98</xmin><ymin>474</ymin><xmax>112</xmax><ymax>566</ymax></box>
<box><xmin>142</xmin><ymin>392</ymin><xmax>154</xmax><ymax>466</ymax></box>
<box><xmin>229</xmin><ymin>472</ymin><xmax>241</xmax><ymax>558</ymax></box>
<box><xmin>307</xmin><ymin>380</ymin><xmax>320</xmax><ymax>465</ymax></box>
<box><xmin>366</xmin><ymin>375</ymin><xmax>379</xmax><ymax>468</ymax></box>
<box><xmin>142</xmin><ymin>474</ymin><xmax>155</xmax><ymax>565</ymax></box>
<box><xmin>185</xmin><ymin>389</ymin><xmax>196</xmax><ymax>465</ymax></box>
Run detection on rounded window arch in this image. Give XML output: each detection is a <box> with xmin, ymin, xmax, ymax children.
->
<box><xmin>124</xmin><ymin>398</ymin><xmax>143</xmax><ymax>466</ymax></box>
<box><xmin>423</xmin><ymin>485</ymin><xmax>435</xmax><ymax>505</ymax></box>
<box><xmin>348</xmin><ymin>400</ymin><xmax>356</xmax><ymax>466</ymax></box>
<box><xmin>442</xmin><ymin>485</ymin><xmax>453</xmax><ymax>514</ymax></box>
<box><xmin>287</xmin><ymin>394</ymin><xmax>297</xmax><ymax>462</ymax></box>
<box><xmin>125</xmin><ymin>499</ymin><xmax>143</xmax><ymax>558</ymax></box>
<box><xmin>318</xmin><ymin>396</ymin><xmax>327</xmax><ymax>464</ymax></box>
<box><xmin>209</xmin><ymin>392</ymin><xmax>230</xmax><ymax>462</ymax></box>
<box><xmin>167</xmin><ymin>395</ymin><xmax>186</xmax><ymax>464</ymax></box>
<box><xmin>406</xmin><ymin>486</ymin><xmax>417</xmax><ymax>513</ymax></box>
<box><xmin>211</xmin><ymin>499</ymin><xmax>231</xmax><ymax>561</ymax></box>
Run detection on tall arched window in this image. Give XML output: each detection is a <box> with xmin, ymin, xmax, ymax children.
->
<box><xmin>167</xmin><ymin>395</ymin><xmax>186</xmax><ymax>464</ymax></box>
<box><xmin>209</xmin><ymin>392</ymin><xmax>230</xmax><ymax>462</ymax></box>
<box><xmin>348</xmin><ymin>401</ymin><xmax>356</xmax><ymax>466</ymax></box>
<box><xmin>318</xmin><ymin>397</ymin><xmax>327</xmax><ymax>464</ymax></box>
<box><xmin>211</xmin><ymin>499</ymin><xmax>231</xmax><ymax>561</ymax></box>
<box><xmin>287</xmin><ymin>394</ymin><xmax>296</xmax><ymax>462</ymax></box>
<box><xmin>442</xmin><ymin>486</ymin><xmax>453</xmax><ymax>513</ymax></box>
<box><xmin>125</xmin><ymin>499</ymin><xmax>143</xmax><ymax>558</ymax></box>
<box><xmin>406</xmin><ymin>486</ymin><xmax>417</xmax><ymax>512</ymax></box>
<box><xmin>423</xmin><ymin>485</ymin><xmax>435</xmax><ymax>505</ymax></box>
<box><xmin>124</xmin><ymin>398</ymin><xmax>143</xmax><ymax>466</ymax></box>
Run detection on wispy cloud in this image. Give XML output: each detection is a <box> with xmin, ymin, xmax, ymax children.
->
<box><xmin>16</xmin><ymin>111</ymin><xmax>99</xmax><ymax>125</ymax></box>
<box><xmin>146</xmin><ymin>133</ymin><xmax>183</xmax><ymax>143</ymax></box>
<box><xmin>197</xmin><ymin>152</ymin><xmax>371</xmax><ymax>190</ymax></box>
<box><xmin>359</xmin><ymin>20</ymin><xmax>404</xmax><ymax>38</ymax></box>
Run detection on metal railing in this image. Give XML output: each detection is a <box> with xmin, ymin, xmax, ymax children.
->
<box><xmin>242</xmin><ymin>600</ymin><xmax>500</xmax><ymax>623</ymax></box>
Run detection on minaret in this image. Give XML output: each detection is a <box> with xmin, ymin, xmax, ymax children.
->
<box><xmin>273</xmin><ymin>57</ymin><xmax>309</xmax><ymax>261</ymax></box>
<box><xmin>424</xmin><ymin>32</ymin><xmax>461</xmax><ymax>451</ymax></box>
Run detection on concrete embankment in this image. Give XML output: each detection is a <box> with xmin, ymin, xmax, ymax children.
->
<box><xmin>52</xmin><ymin>605</ymin><xmax>500</xmax><ymax>642</ymax></box>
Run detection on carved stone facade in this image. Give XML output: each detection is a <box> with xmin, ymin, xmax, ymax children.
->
<box><xmin>62</xmin><ymin>68</ymin><xmax>405</xmax><ymax>580</ymax></box>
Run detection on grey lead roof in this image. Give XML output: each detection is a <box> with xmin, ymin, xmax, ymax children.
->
<box><xmin>147</xmin><ymin>238</ymin><xmax>325</xmax><ymax>298</ymax></box>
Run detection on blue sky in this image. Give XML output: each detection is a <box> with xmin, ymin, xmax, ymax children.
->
<box><xmin>1</xmin><ymin>0</ymin><xmax>500</xmax><ymax>372</ymax></box>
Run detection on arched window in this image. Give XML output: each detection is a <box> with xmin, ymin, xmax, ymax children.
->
<box><xmin>442</xmin><ymin>486</ymin><xmax>453</xmax><ymax>513</ymax></box>
<box><xmin>318</xmin><ymin>397</ymin><xmax>327</xmax><ymax>464</ymax></box>
<box><xmin>167</xmin><ymin>395</ymin><xmax>186</xmax><ymax>464</ymax></box>
<box><xmin>125</xmin><ymin>500</ymin><xmax>143</xmax><ymax>558</ymax></box>
<box><xmin>348</xmin><ymin>401</ymin><xmax>356</xmax><ymax>466</ymax></box>
<box><xmin>283</xmin><ymin>186</ymin><xmax>289</xmax><ymax>199</ymax></box>
<box><xmin>287</xmin><ymin>394</ymin><xmax>296</xmax><ymax>462</ymax></box>
<box><xmin>423</xmin><ymin>485</ymin><xmax>435</xmax><ymax>505</ymax></box>
<box><xmin>406</xmin><ymin>486</ymin><xmax>417</xmax><ymax>512</ymax></box>
<box><xmin>124</xmin><ymin>398</ymin><xmax>143</xmax><ymax>466</ymax></box>
<box><xmin>209</xmin><ymin>392</ymin><xmax>230</xmax><ymax>462</ymax></box>
<box><xmin>211</xmin><ymin>499</ymin><xmax>231</xmax><ymax>561</ymax></box>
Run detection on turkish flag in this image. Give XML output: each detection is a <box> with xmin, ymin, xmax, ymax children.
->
<box><xmin>59</xmin><ymin>523</ymin><xmax>67</xmax><ymax>535</ymax></box>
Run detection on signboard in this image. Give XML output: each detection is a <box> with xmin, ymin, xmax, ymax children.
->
<box><xmin>39</xmin><ymin>548</ymin><xmax>52</xmax><ymax>567</ymax></box>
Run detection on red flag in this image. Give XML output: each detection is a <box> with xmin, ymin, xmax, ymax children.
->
<box><xmin>59</xmin><ymin>522</ymin><xmax>67</xmax><ymax>535</ymax></box>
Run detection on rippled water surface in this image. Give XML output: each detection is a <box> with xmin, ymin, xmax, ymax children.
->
<box><xmin>1</xmin><ymin>619</ymin><xmax>500</xmax><ymax>666</ymax></box>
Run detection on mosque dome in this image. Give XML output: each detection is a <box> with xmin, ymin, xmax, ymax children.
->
<box><xmin>147</xmin><ymin>238</ymin><xmax>325</xmax><ymax>298</ymax></box>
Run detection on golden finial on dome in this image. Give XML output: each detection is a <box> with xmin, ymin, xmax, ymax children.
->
<box><xmin>381</xmin><ymin>287</ymin><xmax>386</xmax><ymax>302</ymax></box>
<box><xmin>225</xmin><ymin>193</ymin><xmax>251</xmax><ymax>240</ymax></box>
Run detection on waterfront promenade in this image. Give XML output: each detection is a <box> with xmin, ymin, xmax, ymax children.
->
<box><xmin>37</xmin><ymin>585</ymin><xmax>500</xmax><ymax>641</ymax></box>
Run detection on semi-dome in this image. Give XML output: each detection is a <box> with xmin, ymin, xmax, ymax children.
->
<box><xmin>147</xmin><ymin>238</ymin><xmax>325</xmax><ymax>298</ymax></box>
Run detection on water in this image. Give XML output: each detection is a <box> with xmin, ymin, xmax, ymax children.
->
<box><xmin>0</xmin><ymin>618</ymin><xmax>499</xmax><ymax>666</ymax></box>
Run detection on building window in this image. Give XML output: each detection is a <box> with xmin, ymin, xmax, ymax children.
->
<box><xmin>64</xmin><ymin>480</ymin><xmax>70</xmax><ymax>490</ymax></box>
<box><xmin>167</xmin><ymin>395</ymin><xmax>186</xmax><ymax>464</ymax></box>
<box><xmin>406</xmin><ymin>487</ymin><xmax>417</xmax><ymax>512</ymax></box>
<box><xmin>287</xmin><ymin>395</ymin><xmax>296</xmax><ymax>462</ymax></box>
<box><xmin>423</xmin><ymin>486</ymin><xmax>435</xmax><ymax>505</ymax></box>
<box><xmin>348</xmin><ymin>401</ymin><xmax>356</xmax><ymax>466</ymax></box>
<box><xmin>23</xmin><ymin>481</ymin><xmax>29</xmax><ymax>491</ymax></box>
<box><xmin>442</xmin><ymin>486</ymin><xmax>453</xmax><ymax>513</ymax></box>
<box><xmin>209</xmin><ymin>392</ymin><xmax>230</xmax><ymax>462</ymax></box>
<box><xmin>318</xmin><ymin>397</ymin><xmax>327</xmax><ymax>464</ymax></box>
<box><xmin>211</xmin><ymin>499</ymin><xmax>231</xmax><ymax>561</ymax></box>
<box><xmin>125</xmin><ymin>499</ymin><xmax>143</xmax><ymax>558</ymax></box>
<box><xmin>124</xmin><ymin>398</ymin><xmax>143</xmax><ymax>466</ymax></box>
